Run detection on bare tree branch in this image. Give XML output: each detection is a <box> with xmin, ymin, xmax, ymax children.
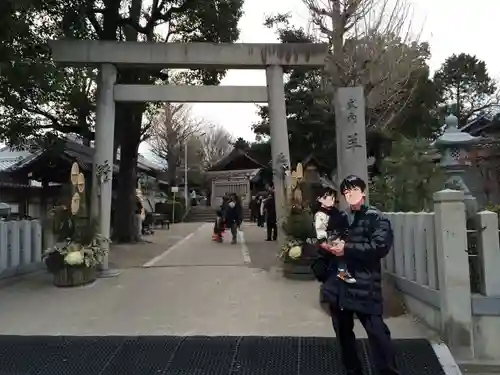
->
<box><xmin>199</xmin><ymin>125</ymin><xmax>233</xmax><ymax>168</ymax></box>
<box><xmin>147</xmin><ymin>103</ymin><xmax>203</xmax><ymax>183</ymax></box>
<box><xmin>303</xmin><ymin>0</ymin><xmax>425</xmax><ymax>130</ymax></box>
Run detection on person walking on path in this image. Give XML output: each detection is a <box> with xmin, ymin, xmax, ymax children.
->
<box><xmin>225</xmin><ymin>193</ymin><xmax>243</xmax><ymax>244</ymax></box>
<box><xmin>250</xmin><ymin>196</ymin><xmax>259</xmax><ymax>223</ymax></box>
<box><xmin>257</xmin><ymin>195</ymin><xmax>265</xmax><ymax>227</ymax></box>
<box><xmin>264</xmin><ymin>192</ymin><xmax>277</xmax><ymax>241</ymax></box>
<box><xmin>316</xmin><ymin>175</ymin><xmax>400</xmax><ymax>375</ymax></box>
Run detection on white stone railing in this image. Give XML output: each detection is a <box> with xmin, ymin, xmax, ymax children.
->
<box><xmin>384</xmin><ymin>190</ymin><xmax>500</xmax><ymax>360</ymax></box>
<box><xmin>384</xmin><ymin>211</ymin><xmax>439</xmax><ymax>291</ymax></box>
<box><xmin>0</xmin><ymin>220</ymin><xmax>43</xmax><ymax>278</ymax></box>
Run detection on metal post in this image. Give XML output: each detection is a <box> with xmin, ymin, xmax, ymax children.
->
<box><xmin>172</xmin><ymin>191</ymin><xmax>176</xmax><ymax>223</ymax></box>
<box><xmin>184</xmin><ymin>142</ymin><xmax>188</xmax><ymax>207</ymax></box>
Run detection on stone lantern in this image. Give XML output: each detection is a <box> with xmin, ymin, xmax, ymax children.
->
<box><xmin>432</xmin><ymin>114</ymin><xmax>481</xmax><ymax>216</ymax></box>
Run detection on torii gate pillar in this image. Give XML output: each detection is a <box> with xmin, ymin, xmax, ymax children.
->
<box><xmin>266</xmin><ymin>65</ymin><xmax>291</xmax><ymax>233</ymax></box>
<box><xmin>92</xmin><ymin>63</ymin><xmax>118</xmax><ymax>277</ymax></box>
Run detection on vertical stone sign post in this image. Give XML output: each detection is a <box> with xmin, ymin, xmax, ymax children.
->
<box><xmin>334</xmin><ymin>86</ymin><xmax>369</xmax><ymax>206</ymax></box>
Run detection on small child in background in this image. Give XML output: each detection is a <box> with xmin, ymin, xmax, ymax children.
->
<box><xmin>212</xmin><ymin>196</ymin><xmax>228</xmax><ymax>243</ymax></box>
<box><xmin>212</xmin><ymin>207</ymin><xmax>225</xmax><ymax>243</ymax></box>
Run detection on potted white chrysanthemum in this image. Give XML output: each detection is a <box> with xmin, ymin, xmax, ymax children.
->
<box><xmin>44</xmin><ymin>235</ymin><xmax>108</xmax><ymax>287</ymax></box>
<box><xmin>43</xmin><ymin>162</ymin><xmax>110</xmax><ymax>287</ymax></box>
<box><xmin>279</xmin><ymin>207</ymin><xmax>319</xmax><ymax>280</ymax></box>
<box><xmin>43</xmin><ymin>205</ymin><xmax>108</xmax><ymax>287</ymax></box>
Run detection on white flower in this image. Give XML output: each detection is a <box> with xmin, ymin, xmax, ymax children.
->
<box><xmin>288</xmin><ymin>246</ymin><xmax>302</xmax><ymax>260</ymax></box>
<box><xmin>64</xmin><ymin>251</ymin><xmax>84</xmax><ymax>265</ymax></box>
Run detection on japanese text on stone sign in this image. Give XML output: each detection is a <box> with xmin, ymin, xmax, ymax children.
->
<box><xmin>346</xmin><ymin>132</ymin><xmax>362</xmax><ymax>150</ymax></box>
<box><xmin>345</xmin><ymin>97</ymin><xmax>362</xmax><ymax>150</ymax></box>
<box><xmin>346</xmin><ymin>98</ymin><xmax>357</xmax><ymax>124</ymax></box>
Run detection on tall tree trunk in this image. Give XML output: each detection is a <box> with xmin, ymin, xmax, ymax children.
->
<box><xmin>111</xmin><ymin>0</ymin><xmax>146</xmax><ymax>242</ymax></box>
<box><xmin>113</xmin><ymin>103</ymin><xmax>143</xmax><ymax>242</ymax></box>
<box><xmin>167</xmin><ymin>148</ymin><xmax>178</xmax><ymax>185</ymax></box>
<box><xmin>164</xmin><ymin>103</ymin><xmax>178</xmax><ymax>185</ymax></box>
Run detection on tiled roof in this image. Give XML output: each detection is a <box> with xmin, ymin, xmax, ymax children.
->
<box><xmin>208</xmin><ymin>148</ymin><xmax>266</xmax><ymax>171</ymax></box>
<box><xmin>0</xmin><ymin>157</ymin><xmax>24</xmax><ymax>171</ymax></box>
<box><xmin>0</xmin><ymin>139</ymin><xmax>162</xmax><ymax>175</ymax></box>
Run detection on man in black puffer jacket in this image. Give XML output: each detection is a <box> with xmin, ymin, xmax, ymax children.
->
<box><xmin>321</xmin><ymin>175</ymin><xmax>399</xmax><ymax>375</ymax></box>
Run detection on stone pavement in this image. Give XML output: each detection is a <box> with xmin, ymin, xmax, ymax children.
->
<box><xmin>0</xmin><ymin>222</ymin><xmax>436</xmax><ymax>339</ymax></box>
<box><xmin>109</xmin><ymin>222</ymin><xmax>205</xmax><ymax>268</ymax></box>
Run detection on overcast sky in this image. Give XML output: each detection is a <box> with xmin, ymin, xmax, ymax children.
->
<box><xmin>146</xmin><ymin>0</ymin><xmax>500</xmax><ymax>153</ymax></box>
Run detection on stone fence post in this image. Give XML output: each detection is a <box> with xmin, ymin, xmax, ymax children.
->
<box><xmin>433</xmin><ymin>189</ymin><xmax>473</xmax><ymax>358</ymax></box>
<box><xmin>475</xmin><ymin>211</ymin><xmax>500</xmax><ymax>296</ymax></box>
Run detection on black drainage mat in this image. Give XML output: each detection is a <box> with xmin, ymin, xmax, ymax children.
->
<box><xmin>0</xmin><ymin>336</ymin><xmax>446</xmax><ymax>375</ymax></box>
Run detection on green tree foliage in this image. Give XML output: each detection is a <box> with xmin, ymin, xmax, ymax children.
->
<box><xmin>232</xmin><ymin>137</ymin><xmax>250</xmax><ymax>150</ymax></box>
<box><xmin>434</xmin><ymin>53</ymin><xmax>498</xmax><ymax>126</ymax></box>
<box><xmin>2</xmin><ymin>0</ymin><xmax>244</xmax><ymax>242</ymax></box>
<box><xmin>0</xmin><ymin>0</ymin><xmax>96</xmax><ymax>145</ymax></box>
<box><xmin>392</xmin><ymin>66</ymin><xmax>442</xmax><ymax>139</ymax></box>
<box><xmin>369</xmin><ymin>137</ymin><xmax>444</xmax><ymax>212</ymax></box>
<box><xmin>247</xmin><ymin>141</ymin><xmax>271</xmax><ymax>164</ymax></box>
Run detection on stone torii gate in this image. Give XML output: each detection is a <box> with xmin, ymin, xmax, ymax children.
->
<box><xmin>49</xmin><ymin>40</ymin><xmax>329</xmax><ymax>275</ymax></box>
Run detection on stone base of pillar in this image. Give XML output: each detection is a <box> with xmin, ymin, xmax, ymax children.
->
<box><xmin>98</xmin><ymin>268</ymin><xmax>121</xmax><ymax>278</ymax></box>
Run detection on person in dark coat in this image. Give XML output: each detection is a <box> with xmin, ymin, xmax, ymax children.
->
<box><xmin>319</xmin><ymin>175</ymin><xmax>399</xmax><ymax>375</ymax></box>
<box><xmin>250</xmin><ymin>196</ymin><xmax>259</xmax><ymax>222</ymax></box>
<box><xmin>225</xmin><ymin>193</ymin><xmax>243</xmax><ymax>244</ymax></box>
<box><xmin>264</xmin><ymin>192</ymin><xmax>277</xmax><ymax>241</ymax></box>
<box><xmin>256</xmin><ymin>195</ymin><xmax>265</xmax><ymax>227</ymax></box>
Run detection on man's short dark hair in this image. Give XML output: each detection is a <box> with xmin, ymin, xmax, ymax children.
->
<box><xmin>340</xmin><ymin>175</ymin><xmax>367</xmax><ymax>194</ymax></box>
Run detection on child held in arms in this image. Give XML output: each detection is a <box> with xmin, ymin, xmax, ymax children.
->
<box><xmin>314</xmin><ymin>186</ymin><xmax>356</xmax><ymax>284</ymax></box>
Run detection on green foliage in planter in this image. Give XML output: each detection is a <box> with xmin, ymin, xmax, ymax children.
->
<box><xmin>282</xmin><ymin>208</ymin><xmax>315</xmax><ymax>242</ymax></box>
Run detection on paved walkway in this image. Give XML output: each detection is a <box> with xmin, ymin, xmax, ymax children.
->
<box><xmin>109</xmin><ymin>222</ymin><xmax>205</xmax><ymax>268</ymax></box>
<box><xmin>0</xmin><ymin>223</ymin><xmax>436</xmax><ymax>339</ymax></box>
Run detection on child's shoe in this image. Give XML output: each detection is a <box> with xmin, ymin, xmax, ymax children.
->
<box><xmin>337</xmin><ymin>269</ymin><xmax>356</xmax><ymax>284</ymax></box>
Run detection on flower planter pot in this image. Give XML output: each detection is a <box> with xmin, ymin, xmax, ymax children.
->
<box><xmin>282</xmin><ymin>243</ymin><xmax>318</xmax><ymax>281</ymax></box>
<box><xmin>53</xmin><ymin>266</ymin><xmax>97</xmax><ymax>287</ymax></box>
<box><xmin>283</xmin><ymin>260</ymin><xmax>316</xmax><ymax>280</ymax></box>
